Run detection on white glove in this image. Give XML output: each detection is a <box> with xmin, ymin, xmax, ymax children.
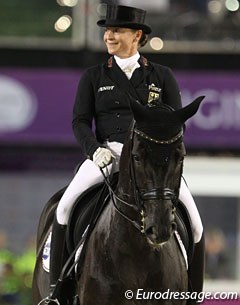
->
<box><xmin>93</xmin><ymin>147</ymin><xmax>114</xmax><ymax>168</ymax></box>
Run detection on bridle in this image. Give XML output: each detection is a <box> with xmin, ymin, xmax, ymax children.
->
<box><xmin>134</xmin><ymin>128</ymin><xmax>183</xmax><ymax>145</ymax></box>
<box><xmin>101</xmin><ymin>125</ymin><xmax>184</xmax><ymax>234</ymax></box>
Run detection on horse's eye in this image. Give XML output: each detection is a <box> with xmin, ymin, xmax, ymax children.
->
<box><xmin>133</xmin><ymin>154</ymin><xmax>140</xmax><ymax>162</ymax></box>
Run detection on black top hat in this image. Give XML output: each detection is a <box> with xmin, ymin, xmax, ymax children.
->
<box><xmin>97</xmin><ymin>5</ymin><xmax>152</xmax><ymax>34</ymax></box>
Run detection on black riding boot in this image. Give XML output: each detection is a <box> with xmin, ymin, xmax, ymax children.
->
<box><xmin>188</xmin><ymin>233</ymin><xmax>205</xmax><ymax>305</ymax></box>
<box><xmin>45</xmin><ymin>216</ymin><xmax>67</xmax><ymax>305</ymax></box>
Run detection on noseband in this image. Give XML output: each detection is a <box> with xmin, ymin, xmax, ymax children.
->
<box><xmin>140</xmin><ymin>188</ymin><xmax>177</xmax><ymax>201</ymax></box>
<box><xmin>102</xmin><ymin>125</ymin><xmax>183</xmax><ymax>234</ymax></box>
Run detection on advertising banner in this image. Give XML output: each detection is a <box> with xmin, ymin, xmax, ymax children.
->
<box><xmin>0</xmin><ymin>68</ymin><xmax>239</xmax><ymax>149</ymax></box>
<box><xmin>0</xmin><ymin>68</ymin><xmax>80</xmax><ymax>145</ymax></box>
<box><xmin>177</xmin><ymin>71</ymin><xmax>240</xmax><ymax>149</ymax></box>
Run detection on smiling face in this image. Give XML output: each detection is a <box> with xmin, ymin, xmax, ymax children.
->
<box><xmin>104</xmin><ymin>27</ymin><xmax>142</xmax><ymax>58</ymax></box>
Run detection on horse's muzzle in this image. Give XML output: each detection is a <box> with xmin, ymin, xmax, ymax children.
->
<box><xmin>144</xmin><ymin>212</ymin><xmax>176</xmax><ymax>247</ymax></box>
<box><xmin>145</xmin><ymin>223</ymin><xmax>174</xmax><ymax>247</ymax></box>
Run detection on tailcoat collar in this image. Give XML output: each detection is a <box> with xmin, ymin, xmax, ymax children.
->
<box><xmin>103</xmin><ymin>55</ymin><xmax>153</xmax><ymax>100</ymax></box>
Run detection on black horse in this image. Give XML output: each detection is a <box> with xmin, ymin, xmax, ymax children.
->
<box><xmin>32</xmin><ymin>97</ymin><xmax>204</xmax><ymax>305</ymax></box>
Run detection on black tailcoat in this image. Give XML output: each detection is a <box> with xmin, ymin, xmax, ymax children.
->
<box><xmin>72</xmin><ymin>55</ymin><xmax>182</xmax><ymax>158</ymax></box>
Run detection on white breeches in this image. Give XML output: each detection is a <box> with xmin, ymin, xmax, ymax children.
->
<box><xmin>56</xmin><ymin>141</ymin><xmax>203</xmax><ymax>243</ymax></box>
<box><xmin>56</xmin><ymin>142</ymin><xmax>122</xmax><ymax>225</ymax></box>
<box><xmin>179</xmin><ymin>179</ymin><xmax>203</xmax><ymax>243</ymax></box>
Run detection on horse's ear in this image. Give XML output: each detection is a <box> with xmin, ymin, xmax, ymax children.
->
<box><xmin>175</xmin><ymin>96</ymin><xmax>205</xmax><ymax>123</ymax></box>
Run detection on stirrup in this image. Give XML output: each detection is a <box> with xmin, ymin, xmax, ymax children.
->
<box><xmin>37</xmin><ymin>296</ymin><xmax>60</xmax><ymax>305</ymax></box>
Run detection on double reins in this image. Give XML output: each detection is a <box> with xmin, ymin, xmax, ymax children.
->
<box><xmin>100</xmin><ymin>166</ymin><xmax>143</xmax><ymax>232</ymax></box>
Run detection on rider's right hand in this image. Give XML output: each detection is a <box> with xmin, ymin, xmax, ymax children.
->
<box><xmin>93</xmin><ymin>147</ymin><xmax>113</xmax><ymax>168</ymax></box>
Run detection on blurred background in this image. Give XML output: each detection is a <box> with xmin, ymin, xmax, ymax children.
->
<box><xmin>0</xmin><ymin>0</ymin><xmax>240</xmax><ymax>304</ymax></box>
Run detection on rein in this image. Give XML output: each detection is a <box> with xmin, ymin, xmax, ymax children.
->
<box><xmin>101</xmin><ymin>126</ymin><xmax>183</xmax><ymax>234</ymax></box>
<box><xmin>100</xmin><ymin>167</ymin><xmax>143</xmax><ymax>232</ymax></box>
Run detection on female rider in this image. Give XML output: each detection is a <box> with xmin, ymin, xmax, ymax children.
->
<box><xmin>45</xmin><ymin>4</ymin><xmax>204</xmax><ymax>305</ymax></box>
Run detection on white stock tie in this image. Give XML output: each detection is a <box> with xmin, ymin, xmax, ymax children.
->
<box><xmin>115</xmin><ymin>53</ymin><xmax>140</xmax><ymax>79</ymax></box>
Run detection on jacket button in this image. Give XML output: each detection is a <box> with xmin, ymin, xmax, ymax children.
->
<box><xmin>115</xmin><ymin>100</ymin><xmax>120</xmax><ymax>104</ymax></box>
<box><xmin>117</xmin><ymin>127</ymin><xmax>122</xmax><ymax>131</ymax></box>
<box><xmin>116</xmin><ymin>113</ymin><xmax>120</xmax><ymax>118</ymax></box>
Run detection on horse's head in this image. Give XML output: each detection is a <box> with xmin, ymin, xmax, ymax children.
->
<box><xmin>122</xmin><ymin>96</ymin><xmax>204</xmax><ymax>247</ymax></box>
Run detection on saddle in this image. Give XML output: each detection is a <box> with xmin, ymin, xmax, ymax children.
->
<box><xmin>66</xmin><ymin>174</ymin><xmax>118</xmax><ymax>253</ymax></box>
<box><xmin>66</xmin><ymin>175</ymin><xmax>194</xmax><ymax>270</ymax></box>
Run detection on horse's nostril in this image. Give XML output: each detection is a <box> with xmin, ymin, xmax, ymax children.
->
<box><xmin>172</xmin><ymin>222</ymin><xmax>177</xmax><ymax>231</ymax></box>
<box><xmin>145</xmin><ymin>226</ymin><xmax>154</xmax><ymax>236</ymax></box>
